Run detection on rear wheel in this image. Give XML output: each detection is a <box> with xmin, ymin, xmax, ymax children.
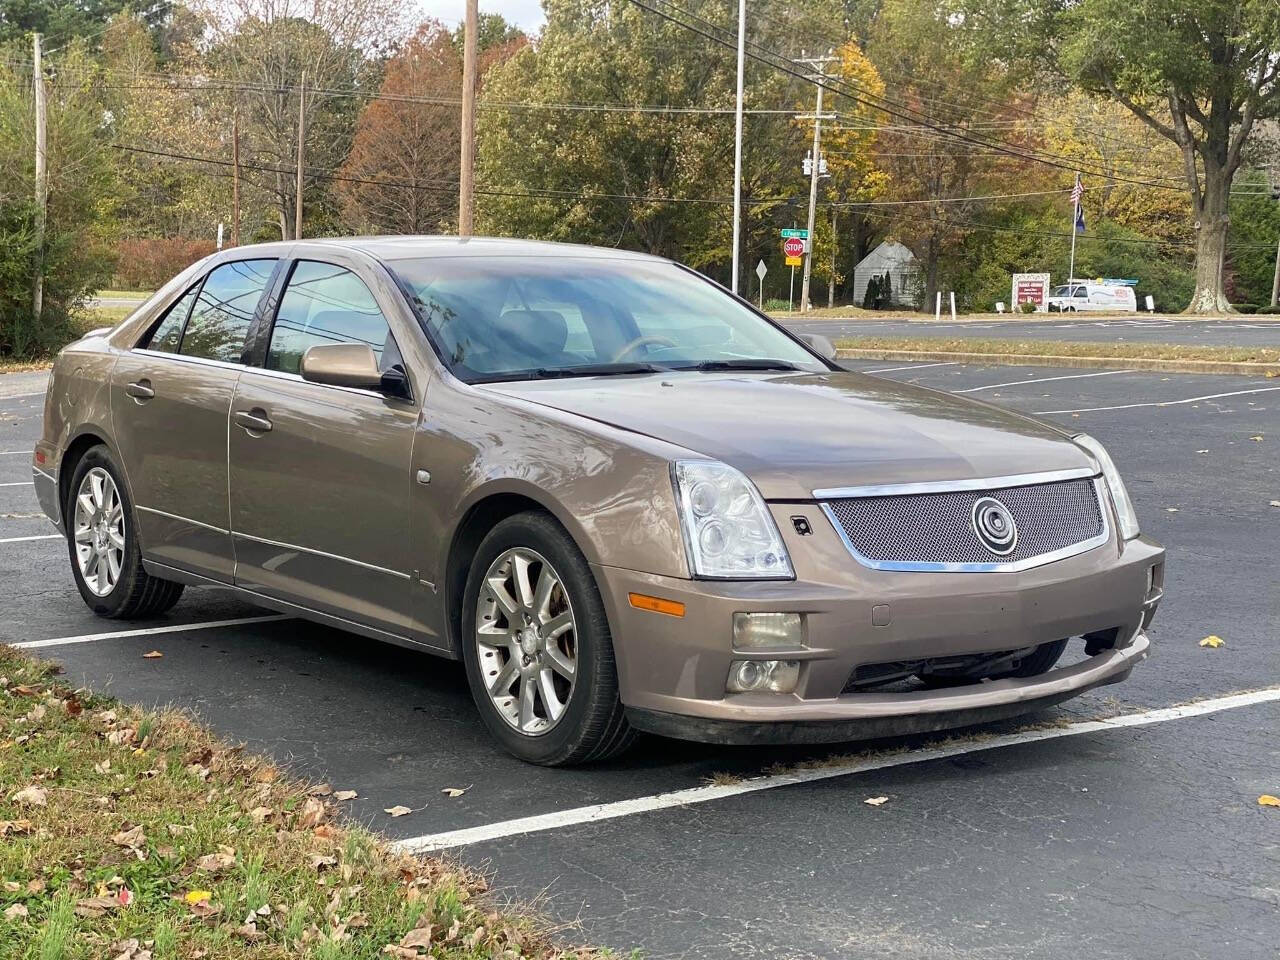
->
<box><xmin>65</xmin><ymin>446</ymin><xmax>184</xmax><ymax>619</ymax></box>
<box><xmin>460</xmin><ymin>511</ymin><xmax>634</xmax><ymax>766</ymax></box>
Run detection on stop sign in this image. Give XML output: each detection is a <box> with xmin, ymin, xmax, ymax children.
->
<box><xmin>783</xmin><ymin>237</ymin><xmax>805</xmax><ymax>258</ymax></box>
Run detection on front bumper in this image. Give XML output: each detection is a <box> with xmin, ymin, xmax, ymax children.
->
<box><xmin>592</xmin><ymin>503</ymin><xmax>1164</xmax><ymax>745</ymax></box>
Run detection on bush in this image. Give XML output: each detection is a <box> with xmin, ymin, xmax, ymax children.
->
<box><xmin>1258</xmin><ymin>304</ymin><xmax>1280</xmax><ymax>314</ymax></box>
<box><xmin>1018</xmin><ymin>299</ymin><xmax>1039</xmax><ymax>313</ymax></box>
<box><xmin>111</xmin><ymin>237</ymin><xmax>217</xmax><ymax>290</ymax></box>
<box><xmin>1233</xmin><ymin>303</ymin><xmax>1259</xmax><ymax>314</ymax></box>
<box><xmin>763</xmin><ymin>297</ymin><xmax>792</xmax><ymax>312</ymax></box>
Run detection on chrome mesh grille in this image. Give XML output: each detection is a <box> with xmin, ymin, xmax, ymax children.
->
<box><xmin>824</xmin><ymin>478</ymin><xmax>1104</xmax><ymax>567</ymax></box>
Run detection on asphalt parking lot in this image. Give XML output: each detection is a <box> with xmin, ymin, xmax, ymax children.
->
<box><xmin>2</xmin><ymin>361</ymin><xmax>1278</xmax><ymax>959</ymax></box>
<box><xmin>781</xmin><ymin>315</ymin><xmax>1280</xmax><ymax>349</ymax></box>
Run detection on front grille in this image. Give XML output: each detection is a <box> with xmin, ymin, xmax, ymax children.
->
<box><xmin>824</xmin><ymin>477</ymin><xmax>1104</xmax><ymax>568</ymax></box>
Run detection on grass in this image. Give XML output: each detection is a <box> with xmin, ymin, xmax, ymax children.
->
<box><xmin>0</xmin><ymin>646</ymin><xmax>613</xmax><ymax>960</ymax></box>
<box><xmin>94</xmin><ymin>290</ymin><xmax>155</xmax><ymax>301</ymax></box>
<box><xmin>0</xmin><ymin>307</ymin><xmax>134</xmax><ymax>374</ymax></box>
<box><xmin>834</xmin><ymin>336</ymin><xmax>1280</xmax><ymax>365</ymax></box>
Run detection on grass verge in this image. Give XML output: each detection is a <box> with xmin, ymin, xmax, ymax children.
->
<box><xmin>835</xmin><ymin>336</ymin><xmax>1280</xmax><ymax>365</ymax></box>
<box><xmin>0</xmin><ymin>646</ymin><xmax>610</xmax><ymax>959</ymax></box>
<box><xmin>95</xmin><ymin>290</ymin><xmax>155</xmax><ymax>301</ymax></box>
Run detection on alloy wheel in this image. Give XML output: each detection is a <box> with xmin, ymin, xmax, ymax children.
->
<box><xmin>72</xmin><ymin>467</ymin><xmax>125</xmax><ymax>597</ymax></box>
<box><xmin>474</xmin><ymin>546</ymin><xmax>578</xmax><ymax>735</ymax></box>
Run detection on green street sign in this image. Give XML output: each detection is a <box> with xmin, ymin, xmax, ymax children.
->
<box><xmin>780</xmin><ymin>228</ymin><xmax>810</xmax><ymax>239</ymax></box>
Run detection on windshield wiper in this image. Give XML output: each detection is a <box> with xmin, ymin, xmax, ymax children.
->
<box><xmin>473</xmin><ymin>362</ymin><xmax>664</xmax><ymax>383</ymax></box>
<box><xmin>681</xmin><ymin>358</ymin><xmax>801</xmax><ymax>372</ymax></box>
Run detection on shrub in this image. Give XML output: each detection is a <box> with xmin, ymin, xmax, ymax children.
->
<box><xmin>1018</xmin><ymin>299</ymin><xmax>1039</xmax><ymax>313</ymax></box>
<box><xmin>1233</xmin><ymin>303</ymin><xmax>1259</xmax><ymax>314</ymax></box>
<box><xmin>111</xmin><ymin>237</ymin><xmax>217</xmax><ymax>290</ymax></box>
<box><xmin>1258</xmin><ymin>304</ymin><xmax>1280</xmax><ymax>315</ymax></box>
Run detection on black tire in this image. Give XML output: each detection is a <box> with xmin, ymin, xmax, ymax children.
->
<box><xmin>460</xmin><ymin>511</ymin><xmax>635</xmax><ymax>766</ymax></box>
<box><xmin>64</xmin><ymin>445</ymin><xmax>184</xmax><ymax>619</ymax></box>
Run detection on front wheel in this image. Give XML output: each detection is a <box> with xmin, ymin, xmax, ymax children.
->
<box><xmin>65</xmin><ymin>445</ymin><xmax>184</xmax><ymax>618</ymax></box>
<box><xmin>460</xmin><ymin>511</ymin><xmax>634</xmax><ymax>765</ymax></box>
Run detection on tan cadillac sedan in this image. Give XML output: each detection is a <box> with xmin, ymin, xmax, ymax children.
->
<box><xmin>34</xmin><ymin>238</ymin><xmax>1164</xmax><ymax>765</ymax></box>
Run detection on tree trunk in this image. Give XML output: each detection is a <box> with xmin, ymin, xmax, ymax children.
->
<box><xmin>1186</xmin><ymin>162</ymin><xmax>1232</xmax><ymax>313</ymax></box>
<box><xmin>921</xmin><ymin>234</ymin><xmax>940</xmax><ymax>313</ymax></box>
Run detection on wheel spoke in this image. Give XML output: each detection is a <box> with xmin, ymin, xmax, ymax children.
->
<box><xmin>511</xmin><ymin>552</ymin><xmax>536</xmax><ymax>608</ymax></box>
<box><xmin>90</xmin><ymin>472</ymin><xmax>105</xmax><ymax>509</ymax></box>
<box><xmin>105</xmin><ymin>549</ymin><xmax>122</xmax><ymax>585</ymax></box>
<box><xmin>532</xmin><ymin>566</ymin><xmax>557</xmax><ymax>620</ymax></box>
<box><xmin>107</xmin><ymin>528</ymin><xmax>125</xmax><ymax>550</ymax></box>
<box><xmin>83</xmin><ymin>550</ymin><xmax>99</xmax><ymax>581</ymax></box>
<box><xmin>544</xmin><ymin>641</ymin><xmax>576</xmax><ymax>680</ymax></box>
<box><xmin>543</xmin><ymin>610</ymin><xmax>574</xmax><ymax>640</ymax></box>
<box><xmin>487</xmin><ymin>657</ymin><xmax>518</xmax><ymax>697</ymax></box>
<box><xmin>518</xmin><ymin>674</ymin><xmax>537</xmax><ymax>729</ymax></box>
<box><xmin>77</xmin><ymin>493</ymin><xmax>95</xmax><ymax>520</ymax></box>
<box><xmin>537</xmin><ymin>668</ymin><xmax>565</xmax><ymax>722</ymax></box>
<box><xmin>484</xmin><ymin>577</ymin><xmax>519</xmax><ymax>616</ymax></box>
<box><xmin>74</xmin><ymin>525</ymin><xmax>94</xmax><ymax>544</ymax></box>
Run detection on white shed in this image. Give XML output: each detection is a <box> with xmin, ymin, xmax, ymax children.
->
<box><xmin>851</xmin><ymin>240</ymin><xmax>921</xmax><ymax>308</ymax></box>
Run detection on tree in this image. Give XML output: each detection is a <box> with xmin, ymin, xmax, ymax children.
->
<box><xmin>337</xmin><ymin>21</ymin><xmax>462</xmax><ymax>234</ymax></box>
<box><xmin>974</xmin><ymin>0</ymin><xmax>1280</xmax><ymax>312</ymax></box>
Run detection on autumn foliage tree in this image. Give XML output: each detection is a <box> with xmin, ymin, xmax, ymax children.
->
<box><xmin>338</xmin><ymin>22</ymin><xmax>462</xmax><ymax>234</ymax></box>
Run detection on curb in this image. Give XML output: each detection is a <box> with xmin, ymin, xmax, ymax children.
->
<box><xmin>835</xmin><ymin>348</ymin><xmax>1280</xmax><ymax>377</ymax></box>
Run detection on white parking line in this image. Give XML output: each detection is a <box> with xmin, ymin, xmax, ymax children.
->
<box><xmin>864</xmin><ymin>361</ymin><xmax>960</xmax><ymax>373</ymax></box>
<box><xmin>0</xmin><ymin>451</ymin><xmax>30</xmax><ymax>456</ymax></box>
<box><xmin>391</xmin><ymin>686</ymin><xmax>1280</xmax><ymax>854</ymax></box>
<box><xmin>1035</xmin><ymin>385</ymin><xmax>1280</xmax><ymax>415</ymax></box>
<box><xmin>0</xmin><ymin>481</ymin><xmax>31</xmax><ymax>487</ymax></box>
<box><xmin>11</xmin><ymin>614</ymin><xmax>292</xmax><ymax>650</ymax></box>
<box><xmin>955</xmin><ymin>369</ymin><xmax>1134</xmax><ymax>394</ymax></box>
<box><xmin>0</xmin><ymin>534</ymin><xmax>60</xmax><ymax>544</ymax></box>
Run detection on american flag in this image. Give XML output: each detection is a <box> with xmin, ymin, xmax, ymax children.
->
<box><xmin>1070</xmin><ymin>174</ymin><xmax>1084</xmax><ymax>207</ymax></box>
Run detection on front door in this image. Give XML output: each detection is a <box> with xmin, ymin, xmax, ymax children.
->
<box><xmin>112</xmin><ymin>258</ymin><xmax>279</xmax><ymax>581</ymax></box>
<box><xmin>227</xmin><ymin>259</ymin><xmax>419</xmax><ymax>637</ymax></box>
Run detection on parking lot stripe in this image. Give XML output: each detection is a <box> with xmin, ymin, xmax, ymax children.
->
<box><xmin>0</xmin><ymin>481</ymin><xmax>31</xmax><ymax>487</ymax></box>
<box><xmin>1035</xmin><ymin>385</ymin><xmax>1280</xmax><ymax>415</ymax></box>
<box><xmin>0</xmin><ymin>534</ymin><xmax>60</xmax><ymax>544</ymax></box>
<box><xmin>391</xmin><ymin>686</ymin><xmax>1280</xmax><ymax>854</ymax></box>
<box><xmin>955</xmin><ymin>369</ymin><xmax>1134</xmax><ymax>393</ymax></box>
<box><xmin>0</xmin><ymin>451</ymin><xmax>30</xmax><ymax>456</ymax></box>
<box><xmin>864</xmin><ymin>361</ymin><xmax>959</xmax><ymax>373</ymax></box>
<box><xmin>11</xmin><ymin>614</ymin><xmax>291</xmax><ymax>650</ymax></box>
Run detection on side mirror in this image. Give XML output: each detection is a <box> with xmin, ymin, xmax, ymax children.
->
<box><xmin>797</xmin><ymin>332</ymin><xmax>837</xmax><ymax>362</ymax></box>
<box><xmin>300</xmin><ymin>343</ymin><xmax>384</xmax><ymax>390</ymax></box>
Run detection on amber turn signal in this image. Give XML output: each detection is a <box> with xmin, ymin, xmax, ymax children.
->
<box><xmin>628</xmin><ymin>592</ymin><xmax>686</xmax><ymax>618</ymax></box>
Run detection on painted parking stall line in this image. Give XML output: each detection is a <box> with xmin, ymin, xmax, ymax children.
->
<box><xmin>955</xmin><ymin>369</ymin><xmax>1134</xmax><ymax>394</ymax></box>
<box><xmin>864</xmin><ymin>361</ymin><xmax>959</xmax><ymax>373</ymax></box>
<box><xmin>1036</xmin><ymin>385</ymin><xmax>1280</xmax><ymax>415</ymax></box>
<box><xmin>0</xmin><ymin>481</ymin><xmax>31</xmax><ymax>487</ymax></box>
<box><xmin>391</xmin><ymin>686</ymin><xmax>1280</xmax><ymax>854</ymax></box>
<box><xmin>12</xmin><ymin>614</ymin><xmax>292</xmax><ymax>650</ymax></box>
<box><xmin>0</xmin><ymin>534</ymin><xmax>61</xmax><ymax>544</ymax></box>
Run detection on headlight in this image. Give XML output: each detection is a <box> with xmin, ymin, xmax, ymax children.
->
<box><xmin>1074</xmin><ymin>434</ymin><xmax>1139</xmax><ymax>539</ymax></box>
<box><xmin>672</xmin><ymin>460</ymin><xmax>793</xmax><ymax>579</ymax></box>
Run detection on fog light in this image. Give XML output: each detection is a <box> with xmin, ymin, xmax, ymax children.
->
<box><xmin>733</xmin><ymin>612</ymin><xmax>803</xmax><ymax>650</ymax></box>
<box><xmin>726</xmin><ymin>659</ymin><xmax>800</xmax><ymax>694</ymax></box>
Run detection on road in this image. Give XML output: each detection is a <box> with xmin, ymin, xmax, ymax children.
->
<box><xmin>2</xmin><ymin>362</ymin><xmax>1277</xmax><ymax>959</ymax></box>
<box><xmin>778</xmin><ymin>315</ymin><xmax>1280</xmax><ymax>349</ymax></box>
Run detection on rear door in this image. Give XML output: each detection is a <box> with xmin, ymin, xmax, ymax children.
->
<box><xmin>111</xmin><ymin>258</ymin><xmax>279</xmax><ymax>581</ymax></box>
<box><xmin>227</xmin><ymin>258</ymin><xmax>420</xmax><ymax>637</ymax></box>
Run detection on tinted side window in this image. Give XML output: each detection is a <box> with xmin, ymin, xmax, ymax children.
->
<box><xmin>180</xmin><ymin>259</ymin><xmax>277</xmax><ymax>363</ymax></box>
<box><xmin>266</xmin><ymin>261</ymin><xmax>393</xmax><ymax>375</ymax></box>
<box><xmin>144</xmin><ymin>284</ymin><xmax>199</xmax><ymax>353</ymax></box>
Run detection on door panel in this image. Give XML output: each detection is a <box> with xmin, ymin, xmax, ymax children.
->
<box><xmin>228</xmin><ymin>371</ymin><xmax>417</xmax><ymax>635</ymax></box>
<box><xmin>111</xmin><ymin>353</ymin><xmax>240</xmax><ymax>580</ymax></box>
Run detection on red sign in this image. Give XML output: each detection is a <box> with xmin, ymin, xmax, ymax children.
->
<box><xmin>782</xmin><ymin>237</ymin><xmax>805</xmax><ymax>258</ymax></box>
<box><xmin>1014</xmin><ymin>279</ymin><xmax>1045</xmax><ymax>304</ymax></box>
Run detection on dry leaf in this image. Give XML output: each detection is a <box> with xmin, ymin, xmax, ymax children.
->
<box><xmin>863</xmin><ymin>796</ymin><xmax>889</xmax><ymax>806</ymax></box>
<box><xmin>189</xmin><ymin>899</ymin><xmax>223</xmax><ymax>920</ymax></box>
<box><xmin>297</xmin><ymin>797</ymin><xmax>327</xmax><ymax>829</ymax></box>
<box><xmin>94</xmin><ymin>759</ymin><xmax>112</xmax><ymax>774</ymax></box>
<box><xmin>0</xmin><ymin>819</ymin><xmax>33</xmax><ymax>835</ymax></box>
<box><xmin>441</xmin><ymin>786</ymin><xmax>470</xmax><ymax>798</ymax></box>
<box><xmin>75</xmin><ymin>895</ymin><xmax>120</xmax><ymax>918</ymax></box>
<box><xmin>111</xmin><ymin>824</ymin><xmax>146</xmax><ymax>850</ymax></box>
<box><xmin>400</xmin><ymin>926</ymin><xmax>434</xmax><ymax>949</ymax></box>
<box><xmin>333</xmin><ymin>790</ymin><xmax>358</xmax><ymax>801</ymax></box>
<box><xmin>65</xmin><ymin>696</ymin><xmax>83</xmax><ymax>716</ymax></box>
<box><xmin>313</xmin><ymin>823</ymin><xmax>339</xmax><ymax>840</ymax></box>
<box><xmin>383</xmin><ymin>947</ymin><xmax>420</xmax><ymax>959</ymax></box>
<box><xmin>1249</xmin><ymin>435</ymin><xmax>1263</xmax><ymax>442</ymax></box>
<box><xmin>1258</xmin><ymin>795</ymin><xmax>1280</xmax><ymax>808</ymax></box>
<box><xmin>11</xmin><ymin>785</ymin><xmax>46</xmax><ymax>807</ymax></box>
<box><xmin>195</xmin><ymin>850</ymin><xmax>235</xmax><ymax>873</ymax></box>
<box><xmin>142</xmin><ymin>650</ymin><xmax>163</xmax><ymax>659</ymax></box>
<box><xmin>308</xmin><ymin>783</ymin><xmax>334</xmax><ymax>797</ymax></box>
<box><xmin>1270</xmin><ymin>500</ymin><xmax>1280</xmax><ymax>508</ymax></box>
<box><xmin>384</xmin><ymin>805</ymin><xmax>413</xmax><ymax>818</ymax></box>
<box><xmin>248</xmin><ymin>806</ymin><xmax>273</xmax><ymax>823</ymax></box>
<box><xmin>1199</xmin><ymin>635</ymin><xmax>1225</xmax><ymax>648</ymax></box>
<box><xmin>310</xmin><ymin>854</ymin><xmax>338</xmax><ymax>871</ymax></box>
<box><xmin>3</xmin><ymin>903</ymin><xmax>27</xmax><ymax>921</ymax></box>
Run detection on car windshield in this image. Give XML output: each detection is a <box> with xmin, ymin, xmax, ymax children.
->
<box><xmin>387</xmin><ymin>256</ymin><xmax>827</xmax><ymax>383</ymax></box>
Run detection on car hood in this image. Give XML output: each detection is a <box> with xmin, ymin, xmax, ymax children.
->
<box><xmin>481</xmin><ymin>370</ymin><xmax>1095</xmax><ymax>500</ymax></box>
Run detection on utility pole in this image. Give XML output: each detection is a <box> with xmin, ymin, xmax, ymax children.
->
<box><xmin>32</xmin><ymin>33</ymin><xmax>47</xmax><ymax>327</ymax></box>
<box><xmin>798</xmin><ymin>52</ymin><xmax>835</xmax><ymax>312</ymax></box>
<box><xmin>458</xmin><ymin>0</ymin><xmax>478</xmax><ymax>237</ymax></box>
<box><xmin>1270</xmin><ymin>177</ymin><xmax>1280</xmax><ymax>308</ymax></box>
<box><xmin>729</xmin><ymin>0</ymin><xmax>746</xmax><ymax>294</ymax></box>
<box><xmin>231</xmin><ymin>107</ymin><xmax>241</xmax><ymax>247</ymax></box>
<box><xmin>294</xmin><ymin>71</ymin><xmax>306</xmax><ymax>240</ymax></box>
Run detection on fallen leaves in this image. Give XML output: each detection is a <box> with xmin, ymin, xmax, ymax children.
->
<box><xmin>384</xmin><ymin>805</ymin><xmax>413</xmax><ymax>818</ymax></box>
<box><xmin>0</xmin><ymin>819</ymin><xmax>33</xmax><ymax>835</ymax></box>
<box><xmin>75</xmin><ymin>895</ymin><xmax>122</xmax><ymax>918</ymax></box>
<box><xmin>1258</xmin><ymin>795</ymin><xmax>1280</xmax><ymax>808</ymax></box>
<box><xmin>3</xmin><ymin>903</ymin><xmax>27</xmax><ymax>921</ymax></box>
<box><xmin>334</xmin><ymin>789</ymin><xmax>358</xmax><ymax>801</ymax></box>
<box><xmin>11</xmin><ymin>784</ymin><xmax>46</xmax><ymax>806</ymax></box>
<box><xmin>864</xmin><ymin>796</ymin><xmax>889</xmax><ymax>806</ymax></box>
<box><xmin>142</xmin><ymin>650</ymin><xmax>163</xmax><ymax>659</ymax></box>
<box><xmin>296</xmin><ymin>796</ymin><xmax>327</xmax><ymax>829</ymax></box>
<box><xmin>194</xmin><ymin>847</ymin><xmax>236</xmax><ymax>873</ymax></box>
<box><xmin>1199</xmin><ymin>635</ymin><xmax>1225</xmax><ymax>649</ymax></box>
<box><xmin>111</xmin><ymin>824</ymin><xmax>147</xmax><ymax>858</ymax></box>
<box><xmin>1248</xmin><ymin>435</ymin><xmax>1264</xmax><ymax>442</ymax></box>
<box><xmin>441</xmin><ymin>786</ymin><xmax>470</xmax><ymax>798</ymax></box>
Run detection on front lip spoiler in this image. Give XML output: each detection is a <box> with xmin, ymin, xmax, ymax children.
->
<box><xmin>625</xmin><ymin>633</ymin><xmax>1148</xmax><ymax>746</ymax></box>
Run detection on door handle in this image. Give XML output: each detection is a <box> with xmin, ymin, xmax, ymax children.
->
<box><xmin>233</xmin><ymin>409</ymin><xmax>273</xmax><ymax>434</ymax></box>
<box><xmin>125</xmin><ymin>379</ymin><xmax>154</xmax><ymax>401</ymax></box>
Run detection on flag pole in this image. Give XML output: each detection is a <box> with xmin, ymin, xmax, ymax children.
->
<box><xmin>1067</xmin><ymin>172</ymin><xmax>1080</xmax><ymax>284</ymax></box>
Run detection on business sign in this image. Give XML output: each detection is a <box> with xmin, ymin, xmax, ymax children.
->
<box><xmin>783</xmin><ymin>237</ymin><xmax>806</xmax><ymax>258</ymax></box>
<box><xmin>780</xmin><ymin>228</ymin><xmax>809</xmax><ymax>239</ymax></box>
<box><xmin>1011</xmin><ymin>272</ymin><xmax>1049</xmax><ymax>310</ymax></box>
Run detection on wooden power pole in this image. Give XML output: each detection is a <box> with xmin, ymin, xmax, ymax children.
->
<box><xmin>458</xmin><ymin>0</ymin><xmax>478</xmax><ymax>236</ymax></box>
<box><xmin>33</xmin><ymin>33</ymin><xmax>47</xmax><ymax>326</ymax></box>
<box><xmin>231</xmin><ymin>107</ymin><xmax>241</xmax><ymax>247</ymax></box>
<box><xmin>797</xmin><ymin>52</ymin><xmax>835</xmax><ymax>313</ymax></box>
<box><xmin>294</xmin><ymin>71</ymin><xmax>306</xmax><ymax>240</ymax></box>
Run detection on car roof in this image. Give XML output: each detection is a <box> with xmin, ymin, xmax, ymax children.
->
<box><xmin>226</xmin><ymin>235</ymin><xmax>672</xmax><ymax>264</ymax></box>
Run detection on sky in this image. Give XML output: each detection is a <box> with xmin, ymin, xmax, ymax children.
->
<box><xmin>413</xmin><ymin>0</ymin><xmax>546</xmax><ymax>33</ymax></box>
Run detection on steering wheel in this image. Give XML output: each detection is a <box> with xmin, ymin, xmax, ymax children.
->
<box><xmin>612</xmin><ymin>335</ymin><xmax>677</xmax><ymax>362</ymax></box>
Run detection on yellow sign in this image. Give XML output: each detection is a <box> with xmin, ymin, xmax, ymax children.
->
<box><xmin>785</xmin><ymin>255</ymin><xmax>802</xmax><ymax>267</ymax></box>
